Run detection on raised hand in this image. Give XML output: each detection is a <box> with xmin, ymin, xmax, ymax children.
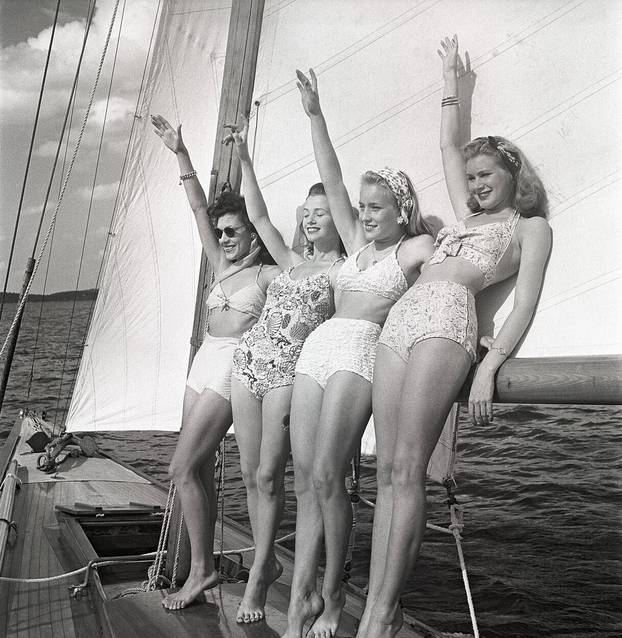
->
<box><xmin>151</xmin><ymin>114</ymin><xmax>185</xmax><ymax>154</ymax></box>
<box><xmin>223</xmin><ymin>114</ymin><xmax>251</xmax><ymax>162</ymax></box>
<box><xmin>296</xmin><ymin>69</ymin><xmax>321</xmax><ymax>117</ymax></box>
<box><xmin>437</xmin><ymin>34</ymin><xmax>459</xmax><ymax>76</ymax></box>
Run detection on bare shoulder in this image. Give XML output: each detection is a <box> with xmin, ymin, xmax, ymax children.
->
<box><xmin>517</xmin><ymin>215</ymin><xmax>551</xmax><ymax>237</ymax></box>
<box><xmin>517</xmin><ymin>216</ymin><xmax>551</xmax><ymax>253</ymax></box>
<box><xmin>400</xmin><ymin>233</ymin><xmax>435</xmax><ymax>260</ymax></box>
<box><xmin>259</xmin><ymin>264</ymin><xmax>282</xmax><ymax>288</ymax></box>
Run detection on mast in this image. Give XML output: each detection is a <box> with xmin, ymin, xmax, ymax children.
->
<box><xmin>165</xmin><ymin>0</ymin><xmax>265</xmax><ymax>582</ymax></box>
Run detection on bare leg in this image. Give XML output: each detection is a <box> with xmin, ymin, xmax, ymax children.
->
<box><xmin>310</xmin><ymin>371</ymin><xmax>372</xmax><ymax>638</ymax></box>
<box><xmin>163</xmin><ymin>386</ymin><xmax>232</xmax><ymax>610</ymax></box>
<box><xmin>231</xmin><ymin>378</ymin><xmax>263</xmax><ymax>542</ymax></box>
<box><xmin>237</xmin><ymin>385</ymin><xmax>292</xmax><ymax>623</ymax></box>
<box><xmin>356</xmin><ymin>345</ymin><xmax>407</xmax><ymax>637</ymax></box>
<box><xmin>366</xmin><ymin>339</ymin><xmax>471</xmax><ymax>638</ymax></box>
<box><xmin>281</xmin><ymin>374</ymin><xmax>326</xmax><ymax>638</ymax></box>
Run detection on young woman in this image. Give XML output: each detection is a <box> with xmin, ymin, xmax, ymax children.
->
<box><xmin>281</xmin><ymin>71</ymin><xmax>434</xmax><ymax>638</ymax></box>
<box><xmin>356</xmin><ymin>36</ymin><xmax>551</xmax><ymax>638</ymax></box>
<box><xmin>225</xmin><ymin>117</ymin><xmax>345</xmax><ymax>623</ymax></box>
<box><xmin>150</xmin><ymin>115</ymin><xmax>279</xmax><ymax>610</ymax></box>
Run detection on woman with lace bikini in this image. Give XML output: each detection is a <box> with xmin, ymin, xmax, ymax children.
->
<box><xmin>356</xmin><ymin>36</ymin><xmax>551</xmax><ymax>638</ymax></box>
<box><xmin>223</xmin><ymin>117</ymin><xmax>346</xmax><ymax>623</ymax></box>
<box><xmin>281</xmin><ymin>70</ymin><xmax>434</xmax><ymax>638</ymax></box>
<box><xmin>150</xmin><ymin>115</ymin><xmax>279</xmax><ymax>610</ymax></box>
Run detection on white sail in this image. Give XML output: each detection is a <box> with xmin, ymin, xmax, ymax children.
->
<box><xmin>68</xmin><ymin>0</ymin><xmax>620</xmax><ymax>435</ymax></box>
<box><xmin>66</xmin><ymin>1</ymin><xmax>231</xmax><ymax>432</ymax></box>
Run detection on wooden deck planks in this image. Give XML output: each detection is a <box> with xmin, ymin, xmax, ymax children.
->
<box><xmin>1</xmin><ymin>461</ymin><xmax>165</xmax><ymax>638</ymax></box>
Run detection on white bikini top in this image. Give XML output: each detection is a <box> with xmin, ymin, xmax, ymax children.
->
<box><xmin>206</xmin><ymin>264</ymin><xmax>265</xmax><ymax>319</ymax></box>
<box><xmin>335</xmin><ymin>237</ymin><xmax>408</xmax><ymax>302</ymax></box>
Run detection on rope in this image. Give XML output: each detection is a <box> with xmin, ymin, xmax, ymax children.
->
<box><xmin>0</xmin><ymin>566</ymin><xmax>88</xmax><ymax>584</ymax></box>
<box><xmin>0</xmin><ymin>0</ymin><xmax>121</xmax><ymax>363</ymax></box>
<box><xmin>146</xmin><ymin>480</ymin><xmax>176</xmax><ymax>591</ymax></box>
<box><xmin>449</xmin><ymin>506</ymin><xmax>480</xmax><ymax>638</ymax></box>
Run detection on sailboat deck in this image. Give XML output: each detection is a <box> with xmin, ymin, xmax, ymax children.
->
<box><xmin>0</xmin><ymin>420</ymin><xmax>434</xmax><ymax>638</ymax></box>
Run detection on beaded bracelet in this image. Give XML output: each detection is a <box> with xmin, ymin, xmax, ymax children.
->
<box><xmin>179</xmin><ymin>170</ymin><xmax>197</xmax><ymax>185</ymax></box>
<box><xmin>490</xmin><ymin>345</ymin><xmax>507</xmax><ymax>357</ymax></box>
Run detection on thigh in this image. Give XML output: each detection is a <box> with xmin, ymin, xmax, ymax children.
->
<box><xmin>260</xmin><ymin>385</ymin><xmax>294</xmax><ymax>467</ymax></box>
<box><xmin>314</xmin><ymin>371</ymin><xmax>373</xmax><ymax>475</ymax></box>
<box><xmin>289</xmin><ymin>373</ymin><xmax>325</xmax><ymax>475</ymax></box>
<box><xmin>231</xmin><ymin>377</ymin><xmax>263</xmax><ymax>472</ymax></box>
<box><xmin>372</xmin><ymin>344</ymin><xmax>409</xmax><ymax>472</ymax></box>
<box><xmin>173</xmin><ymin>386</ymin><xmax>232</xmax><ymax>470</ymax></box>
<box><xmin>393</xmin><ymin>338</ymin><xmax>472</xmax><ymax>472</ymax></box>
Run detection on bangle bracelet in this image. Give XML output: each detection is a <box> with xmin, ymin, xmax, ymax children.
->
<box><xmin>441</xmin><ymin>96</ymin><xmax>459</xmax><ymax>107</ymax></box>
<box><xmin>179</xmin><ymin>170</ymin><xmax>197</xmax><ymax>185</ymax></box>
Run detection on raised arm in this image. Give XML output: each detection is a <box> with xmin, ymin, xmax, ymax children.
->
<box><xmin>151</xmin><ymin>114</ymin><xmax>226</xmax><ymax>271</ymax></box>
<box><xmin>296</xmin><ymin>69</ymin><xmax>364</xmax><ymax>254</ymax></box>
<box><xmin>468</xmin><ymin>217</ymin><xmax>552</xmax><ymax>425</ymax></box>
<box><xmin>438</xmin><ymin>35</ymin><xmax>471</xmax><ymax>220</ymax></box>
<box><xmin>225</xmin><ymin>115</ymin><xmax>299</xmax><ymax>269</ymax></box>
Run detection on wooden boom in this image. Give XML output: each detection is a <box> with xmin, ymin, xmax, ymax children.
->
<box><xmin>457</xmin><ymin>355</ymin><xmax>622</xmax><ymax>405</ymax></box>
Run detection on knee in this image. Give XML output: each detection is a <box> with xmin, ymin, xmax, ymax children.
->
<box><xmin>311</xmin><ymin>464</ymin><xmax>341</xmax><ymax>501</ymax></box>
<box><xmin>293</xmin><ymin>466</ymin><xmax>313</xmax><ymax>498</ymax></box>
<box><xmin>376</xmin><ymin>460</ymin><xmax>394</xmax><ymax>489</ymax></box>
<box><xmin>256</xmin><ymin>463</ymin><xmax>283</xmax><ymax>497</ymax></box>
<box><xmin>168</xmin><ymin>458</ymin><xmax>194</xmax><ymax>486</ymax></box>
<box><xmin>239</xmin><ymin>463</ymin><xmax>258</xmax><ymax>490</ymax></box>
<box><xmin>390</xmin><ymin>458</ymin><xmax>426</xmax><ymax>491</ymax></box>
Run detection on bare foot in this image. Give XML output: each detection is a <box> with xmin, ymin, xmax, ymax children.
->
<box><xmin>161</xmin><ymin>569</ymin><xmax>219</xmax><ymax>610</ymax></box>
<box><xmin>236</xmin><ymin>557</ymin><xmax>283</xmax><ymax>623</ymax></box>
<box><xmin>365</xmin><ymin>605</ymin><xmax>403</xmax><ymax>638</ymax></box>
<box><xmin>308</xmin><ymin>589</ymin><xmax>346</xmax><ymax>638</ymax></box>
<box><xmin>281</xmin><ymin>590</ymin><xmax>324</xmax><ymax>638</ymax></box>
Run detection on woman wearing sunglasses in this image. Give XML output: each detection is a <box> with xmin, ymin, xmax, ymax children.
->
<box><xmin>224</xmin><ymin>116</ymin><xmax>346</xmax><ymax>624</ymax></box>
<box><xmin>281</xmin><ymin>70</ymin><xmax>435</xmax><ymax>638</ymax></box>
<box><xmin>151</xmin><ymin>114</ymin><xmax>279</xmax><ymax>610</ymax></box>
<box><xmin>356</xmin><ymin>36</ymin><xmax>551</xmax><ymax>638</ymax></box>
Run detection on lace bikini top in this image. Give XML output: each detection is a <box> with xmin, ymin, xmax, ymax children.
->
<box><xmin>256</xmin><ymin>259</ymin><xmax>342</xmax><ymax>343</ymax></box>
<box><xmin>206</xmin><ymin>264</ymin><xmax>266</xmax><ymax>319</ymax></box>
<box><xmin>335</xmin><ymin>237</ymin><xmax>408</xmax><ymax>302</ymax></box>
<box><xmin>428</xmin><ymin>210</ymin><xmax>520</xmax><ymax>288</ymax></box>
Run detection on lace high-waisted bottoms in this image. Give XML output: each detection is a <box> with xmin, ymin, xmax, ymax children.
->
<box><xmin>379</xmin><ymin>281</ymin><xmax>477</xmax><ymax>363</ymax></box>
<box><xmin>186</xmin><ymin>334</ymin><xmax>239</xmax><ymax>400</ymax></box>
<box><xmin>295</xmin><ymin>317</ymin><xmax>382</xmax><ymax>389</ymax></box>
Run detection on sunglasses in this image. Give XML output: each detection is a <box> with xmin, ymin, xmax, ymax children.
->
<box><xmin>214</xmin><ymin>225</ymin><xmax>247</xmax><ymax>239</ymax></box>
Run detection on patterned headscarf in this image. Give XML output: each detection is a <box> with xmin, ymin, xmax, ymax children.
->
<box><xmin>484</xmin><ymin>136</ymin><xmax>522</xmax><ymax>177</ymax></box>
<box><xmin>373</xmin><ymin>167</ymin><xmax>415</xmax><ymax>224</ymax></box>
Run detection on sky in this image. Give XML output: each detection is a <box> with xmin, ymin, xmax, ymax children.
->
<box><xmin>0</xmin><ymin>0</ymin><xmax>159</xmax><ymax>294</ymax></box>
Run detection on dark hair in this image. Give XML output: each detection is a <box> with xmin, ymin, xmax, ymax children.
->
<box><xmin>360</xmin><ymin>170</ymin><xmax>432</xmax><ymax>237</ymax></box>
<box><xmin>462</xmin><ymin>136</ymin><xmax>548</xmax><ymax>218</ymax></box>
<box><xmin>307</xmin><ymin>182</ymin><xmax>326</xmax><ymax>197</ymax></box>
<box><xmin>208</xmin><ymin>192</ymin><xmax>276</xmax><ymax>264</ymax></box>
<box><xmin>299</xmin><ymin>183</ymin><xmax>346</xmax><ymax>258</ymax></box>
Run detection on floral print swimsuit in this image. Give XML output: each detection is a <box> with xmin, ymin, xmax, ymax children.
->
<box><xmin>232</xmin><ymin>261</ymin><xmax>340</xmax><ymax>399</ymax></box>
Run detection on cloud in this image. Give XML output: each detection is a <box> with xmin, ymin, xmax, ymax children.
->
<box><xmin>0</xmin><ymin>0</ymin><xmax>158</xmax><ymax>127</ymax></box>
<box><xmin>78</xmin><ymin>181</ymin><xmax>120</xmax><ymax>201</ymax></box>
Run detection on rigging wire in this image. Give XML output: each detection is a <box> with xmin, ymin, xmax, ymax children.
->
<box><xmin>56</xmin><ymin>0</ymin><xmax>129</xmax><ymax>426</ymax></box>
<box><xmin>0</xmin><ymin>0</ymin><xmax>62</xmax><ymax>323</ymax></box>
<box><xmin>0</xmin><ymin>0</ymin><xmax>121</xmax><ymax>362</ymax></box>
<box><xmin>27</xmin><ymin>35</ymin><xmax>85</xmax><ymax>411</ymax></box>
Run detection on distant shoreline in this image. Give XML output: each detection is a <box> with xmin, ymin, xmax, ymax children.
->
<box><xmin>0</xmin><ymin>289</ymin><xmax>98</xmax><ymax>302</ymax></box>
